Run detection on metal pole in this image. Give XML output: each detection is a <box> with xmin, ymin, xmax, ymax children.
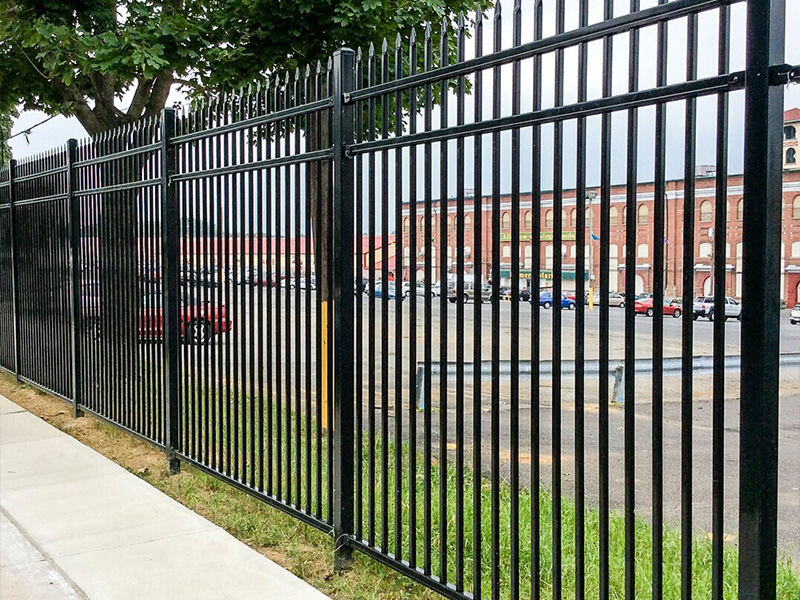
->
<box><xmin>331</xmin><ymin>47</ymin><xmax>356</xmax><ymax>571</ymax></box>
<box><xmin>739</xmin><ymin>0</ymin><xmax>784</xmax><ymax>598</ymax></box>
<box><xmin>8</xmin><ymin>158</ymin><xmax>19</xmax><ymax>380</ymax></box>
<box><xmin>67</xmin><ymin>139</ymin><xmax>83</xmax><ymax>417</ymax></box>
<box><xmin>161</xmin><ymin>108</ymin><xmax>181</xmax><ymax>475</ymax></box>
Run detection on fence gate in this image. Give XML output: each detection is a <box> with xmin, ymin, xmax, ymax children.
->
<box><xmin>0</xmin><ymin>1</ymin><xmax>797</xmax><ymax>599</ymax></box>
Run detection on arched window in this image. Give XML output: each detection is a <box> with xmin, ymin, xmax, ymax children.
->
<box><xmin>700</xmin><ymin>200</ymin><xmax>713</xmax><ymax>222</ymax></box>
<box><xmin>502</xmin><ymin>212</ymin><xmax>510</xmax><ymax>229</ymax></box>
<box><xmin>785</xmin><ymin>125</ymin><xmax>797</xmax><ymax>141</ymax></box>
<box><xmin>793</xmin><ymin>196</ymin><xmax>800</xmax><ymax>219</ymax></box>
<box><xmin>524</xmin><ymin>211</ymin><xmax>533</xmax><ymax>229</ymax></box>
<box><xmin>787</xmin><ymin>148</ymin><xmax>797</xmax><ymax>164</ymax></box>
<box><xmin>638</xmin><ymin>204</ymin><xmax>649</xmax><ymax>225</ymax></box>
<box><xmin>585</xmin><ymin>207</ymin><xmax>591</xmax><ymax>225</ymax></box>
<box><xmin>610</xmin><ymin>206</ymin><xmax>619</xmax><ymax>226</ymax></box>
<box><xmin>737</xmin><ymin>199</ymin><xmax>744</xmax><ymax>221</ymax></box>
<box><xmin>622</xmin><ymin>205</ymin><xmax>627</xmax><ymax>225</ymax></box>
<box><xmin>403</xmin><ymin>217</ymin><xmax>410</xmax><ymax>232</ymax></box>
<box><xmin>562</xmin><ymin>209</ymin><xmax>567</xmax><ymax>225</ymax></box>
<box><xmin>726</xmin><ymin>202</ymin><xmax>732</xmax><ymax>221</ymax></box>
<box><xmin>464</xmin><ymin>214</ymin><xmax>472</xmax><ymax>232</ymax></box>
<box><xmin>570</xmin><ymin>208</ymin><xmax>577</xmax><ymax>226</ymax></box>
<box><xmin>545</xmin><ymin>210</ymin><xmax>554</xmax><ymax>229</ymax></box>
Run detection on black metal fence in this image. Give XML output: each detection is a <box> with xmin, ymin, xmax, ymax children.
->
<box><xmin>0</xmin><ymin>1</ymin><xmax>796</xmax><ymax>599</ymax></box>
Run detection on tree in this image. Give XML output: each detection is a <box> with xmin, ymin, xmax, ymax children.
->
<box><xmin>0</xmin><ymin>0</ymin><xmax>486</xmax><ymax>136</ymax></box>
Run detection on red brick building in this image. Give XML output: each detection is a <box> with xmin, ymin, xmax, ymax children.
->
<box><xmin>401</xmin><ymin>109</ymin><xmax>800</xmax><ymax>307</ymax></box>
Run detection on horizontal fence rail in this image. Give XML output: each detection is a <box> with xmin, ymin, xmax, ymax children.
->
<box><xmin>0</xmin><ymin>2</ymin><xmax>795</xmax><ymax>600</ymax></box>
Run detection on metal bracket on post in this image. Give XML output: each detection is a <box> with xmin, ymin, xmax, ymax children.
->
<box><xmin>67</xmin><ymin>139</ymin><xmax>83</xmax><ymax>418</ymax></box>
<box><xmin>161</xmin><ymin>108</ymin><xmax>181</xmax><ymax>475</ymax></box>
<box><xmin>8</xmin><ymin>159</ymin><xmax>20</xmax><ymax>380</ymax></box>
<box><xmin>331</xmin><ymin>47</ymin><xmax>356</xmax><ymax>572</ymax></box>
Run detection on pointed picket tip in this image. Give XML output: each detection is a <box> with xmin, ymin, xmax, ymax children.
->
<box><xmin>295</xmin><ymin>67</ymin><xmax>301</xmax><ymax>80</ymax></box>
<box><xmin>368</xmin><ymin>41</ymin><xmax>375</xmax><ymax>57</ymax></box>
<box><xmin>495</xmin><ymin>1</ymin><xmax>502</xmax><ymax>17</ymax></box>
<box><xmin>327</xmin><ymin>55</ymin><xmax>333</xmax><ymax>70</ymax></box>
<box><xmin>382</xmin><ymin>37</ymin><xmax>389</xmax><ymax>54</ymax></box>
<box><xmin>458</xmin><ymin>12</ymin><xmax>466</xmax><ymax>30</ymax></box>
<box><xmin>441</xmin><ymin>17</ymin><xmax>448</xmax><ymax>34</ymax></box>
<box><xmin>514</xmin><ymin>0</ymin><xmax>522</xmax><ymax>13</ymax></box>
<box><xmin>305</xmin><ymin>64</ymin><xmax>311</xmax><ymax>78</ymax></box>
<box><xmin>476</xmin><ymin>4</ymin><xmax>483</xmax><ymax>20</ymax></box>
<box><xmin>425</xmin><ymin>22</ymin><xmax>432</xmax><ymax>39</ymax></box>
<box><xmin>410</xmin><ymin>27</ymin><xmax>417</xmax><ymax>43</ymax></box>
<box><xmin>316</xmin><ymin>59</ymin><xmax>323</xmax><ymax>74</ymax></box>
<box><xmin>396</xmin><ymin>32</ymin><xmax>402</xmax><ymax>48</ymax></box>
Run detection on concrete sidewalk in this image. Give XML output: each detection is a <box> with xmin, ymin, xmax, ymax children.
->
<box><xmin>0</xmin><ymin>395</ymin><xmax>330</xmax><ymax>600</ymax></box>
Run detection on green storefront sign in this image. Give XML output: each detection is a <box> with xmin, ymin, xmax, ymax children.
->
<box><xmin>497</xmin><ymin>268</ymin><xmax>589</xmax><ymax>280</ymax></box>
<box><xmin>500</xmin><ymin>231</ymin><xmax>576</xmax><ymax>242</ymax></box>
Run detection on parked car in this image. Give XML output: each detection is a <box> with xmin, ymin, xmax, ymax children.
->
<box><xmin>536</xmin><ymin>292</ymin><xmax>576</xmax><ymax>310</ymax></box>
<box><xmin>138</xmin><ymin>291</ymin><xmax>231</xmax><ymax>344</ymax></box>
<box><xmin>403</xmin><ymin>281</ymin><xmax>436</xmax><ymax>298</ymax></box>
<box><xmin>584</xmin><ymin>291</ymin><xmax>626</xmax><ymax>307</ymax></box>
<box><xmin>500</xmin><ymin>286</ymin><xmax>532</xmax><ymax>302</ymax></box>
<box><xmin>634</xmin><ymin>297</ymin><xmax>683</xmax><ymax>318</ymax></box>
<box><xmin>372</xmin><ymin>281</ymin><xmax>406</xmax><ymax>300</ymax></box>
<box><xmin>692</xmin><ymin>296</ymin><xmax>742</xmax><ymax>321</ymax></box>
<box><xmin>448</xmin><ymin>281</ymin><xmax>492</xmax><ymax>303</ymax></box>
<box><xmin>790</xmin><ymin>304</ymin><xmax>800</xmax><ymax>325</ymax></box>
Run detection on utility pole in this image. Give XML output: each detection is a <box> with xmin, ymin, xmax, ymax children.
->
<box><xmin>587</xmin><ymin>190</ymin><xmax>597</xmax><ymax>306</ymax></box>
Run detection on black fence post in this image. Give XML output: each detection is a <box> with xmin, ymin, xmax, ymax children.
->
<box><xmin>161</xmin><ymin>108</ymin><xmax>181</xmax><ymax>474</ymax></box>
<box><xmin>331</xmin><ymin>47</ymin><xmax>356</xmax><ymax>571</ymax></box>
<box><xmin>67</xmin><ymin>139</ymin><xmax>84</xmax><ymax>418</ymax></box>
<box><xmin>739</xmin><ymin>0</ymin><xmax>785</xmax><ymax>598</ymax></box>
<box><xmin>8</xmin><ymin>158</ymin><xmax>20</xmax><ymax>380</ymax></box>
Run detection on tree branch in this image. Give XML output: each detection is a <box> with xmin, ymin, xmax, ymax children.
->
<box><xmin>143</xmin><ymin>71</ymin><xmax>174</xmax><ymax>118</ymax></box>
<box><xmin>128</xmin><ymin>77</ymin><xmax>155</xmax><ymax>120</ymax></box>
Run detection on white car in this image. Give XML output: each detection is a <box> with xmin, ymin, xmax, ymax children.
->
<box><xmin>692</xmin><ymin>296</ymin><xmax>742</xmax><ymax>321</ymax></box>
<box><xmin>790</xmin><ymin>304</ymin><xmax>800</xmax><ymax>325</ymax></box>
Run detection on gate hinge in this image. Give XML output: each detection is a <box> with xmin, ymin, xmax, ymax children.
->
<box><xmin>769</xmin><ymin>63</ymin><xmax>800</xmax><ymax>86</ymax></box>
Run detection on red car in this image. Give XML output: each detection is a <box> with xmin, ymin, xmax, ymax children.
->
<box><xmin>634</xmin><ymin>297</ymin><xmax>683</xmax><ymax>318</ymax></box>
<box><xmin>140</xmin><ymin>292</ymin><xmax>231</xmax><ymax>344</ymax></box>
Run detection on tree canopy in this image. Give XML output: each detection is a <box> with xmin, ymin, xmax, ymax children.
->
<box><xmin>1</xmin><ymin>0</ymin><xmax>487</xmax><ymax>136</ymax></box>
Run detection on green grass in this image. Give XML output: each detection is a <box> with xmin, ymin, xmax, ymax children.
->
<box><xmin>172</xmin><ymin>389</ymin><xmax>798</xmax><ymax>600</ymax></box>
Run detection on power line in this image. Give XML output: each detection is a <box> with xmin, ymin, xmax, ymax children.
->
<box><xmin>8</xmin><ymin>114</ymin><xmax>57</xmax><ymax>142</ymax></box>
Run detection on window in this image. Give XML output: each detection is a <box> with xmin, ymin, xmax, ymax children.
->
<box><xmin>638</xmin><ymin>204</ymin><xmax>649</xmax><ymax>225</ymax></box>
<box><xmin>562</xmin><ymin>209</ymin><xmax>567</xmax><ymax>226</ymax></box>
<box><xmin>502</xmin><ymin>212</ymin><xmax>510</xmax><ymax>229</ymax></box>
<box><xmin>700</xmin><ymin>200</ymin><xmax>713</xmax><ymax>222</ymax></box>
<box><xmin>465</xmin><ymin>214</ymin><xmax>472</xmax><ymax>232</ymax></box>
<box><xmin>403</xmin><ymin>217</ymin><xmax>410</xmax><ymax>232</ymax></box>
<box><xmin>637</xmin><ymin>244</ymin><xmax>649</xmax><ymax>259</ymax></box>
<box><xmin>785</xmin><ymin>125</ymin><xmax>797</xmax><ymax>141</ymax></box>
<box><xmin>793</xmin><ymin>196</ymin><xmax>800</xmax><ymax>219</ymax></box>
<box><xmin>699</xmin><ymin>242</ymin><xmax>712</xmax><ymax>257</ymax></box>
<box><xmin>570</xmin><ymin>208</ymin><xmax>577</xmax><ymax>227</ymax></box>
<box><xmin>502</xmin><ymin>245</ymin><xmax>511</xmax><ymax>258</ymax></box>
<box><xmin>622</xmin><ymin>205</ymin><xmax>627</xmax><ymax>225</ymax></box>
<box><xmin>545</xmin><ymin>210</ymin><xmax>554</xmax><ymax>229</ymax></box>
<box><xmin>737</xmin><ymin>199</ymin><xmax>744</xmax><ymax>221</ymax></box>
<box><xmin>787</xmin><ymin>148</ymin><xmax>797</xmax><ymax>164</ymax></box>
<box><xmin>610</xmin><ymin>206</ymin><xmax>619</xmax><ymax>226</ymax></box>
<box><xmin>524</xmin><ymin>211</ymin><xmax>533</xmax><ymax>229</ymax></box>
<box><xmin>792</xmin><ymin>241</ymin><xmax>800</xmax><ymax>258</ymax></box>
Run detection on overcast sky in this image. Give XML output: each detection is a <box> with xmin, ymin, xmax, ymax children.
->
<box><xmin>9</xmin><ymin>0</ymin><xmax>800</xmax><ymax>198</ymax></box>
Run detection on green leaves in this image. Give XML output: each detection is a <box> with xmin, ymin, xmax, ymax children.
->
<box><xmin>1</xmin><ymin>0</ymin><xmax>492</xmax><ymax>134</ymax></box>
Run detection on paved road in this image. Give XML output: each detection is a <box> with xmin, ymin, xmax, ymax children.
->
<box><xmin>183</xmin><ymin>286</ymin><xmax>800</xmax><ymax>562</ymax></box>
